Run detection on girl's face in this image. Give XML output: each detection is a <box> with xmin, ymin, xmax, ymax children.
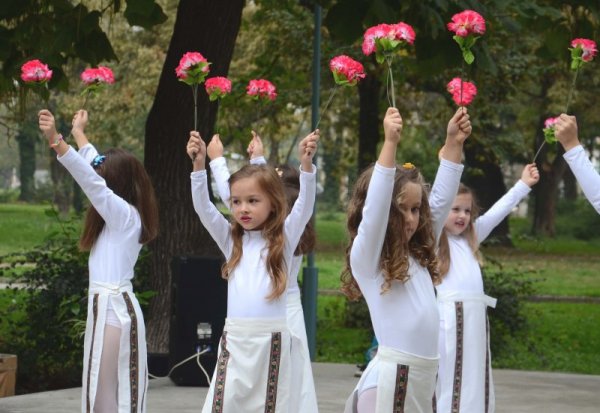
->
<box><xmin>444</xmin><ymin>193</ymin><xmax>473</xmax><ymax>236</ymax></box>
<box><xmin>396</xmin><ymin>182</ymin><xmax>422</xmax><ymax>241</ymax></box>
<box><xmin>230</xmin><ymin>176</ymin><xmax>274</xmax><ymax>231</ymax></box>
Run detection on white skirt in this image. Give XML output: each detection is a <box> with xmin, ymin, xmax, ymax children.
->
<box><xmin>436</xmin><ymin>291</ymin><xmax>497</xmax><ymax>413</ymax></box>
<box><xmin>287</xmin><ymin>290</ymin><xmax>318</xmax><ymax>412</ymax></box>
<box><xmin>344</xmin><ymin>346</ymin><xmax>439</xmax><ymax>413</ymax></box>
<box><xmin>82</xmin><ymin>280</ymin><xmax>148</xmax><ymax>413</ymax></box>
<box><xmin>202</xmin><ymin>318</ymin><xmax>291</xmax><ymax>413</ymax></box>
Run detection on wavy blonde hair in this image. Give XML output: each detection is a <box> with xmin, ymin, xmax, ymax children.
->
<box><xmin>340</xmin><ymin>165</ymin><xmax>441</xmax><ymax>301</ymax></box>
<box><xmin>223</xmin><ymin>164</ymin><xmax>288</xmax><ymax>300</ymax></box>
<box><xmin>438</xmin><ymin>183</ymin><xmax>482</xmax><ymax>277</ymax></box>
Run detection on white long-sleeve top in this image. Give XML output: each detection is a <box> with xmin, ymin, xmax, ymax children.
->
<box><xmin>191</xmin><ymin>165</ymin><xmax>316</xmax><ymax>318</ymax></box>
<box><xmin>437</xmin><ymin>180</ymin><xmax>531</xmax><ymax>295</ymax></box>
<box><xmin>210</xmin><ymin>156</ymin><xmax>304</xmax><ymax>295</ymax></box>
<box><xmin>350</xmin><ymin>160</ymin><xmax>463</xmax><ymax>358</ymax></box>
<box><xmin>563</xmin><ymin>145</ymin><xmax>600</xmax><ymax>214</ymax></box>
<box><xmin>57</xmin><ymin>145</ymin><xmax>143</xmax><ymax>285</ymax></box>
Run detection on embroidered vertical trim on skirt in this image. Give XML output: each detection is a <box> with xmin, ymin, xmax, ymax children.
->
<box><xmin>485</xmin><ymin>310</ymin><xmax>490</xmax><ymax>413</ymax></box>
<box><xmin>212</xmin><ymin>332</ymin><xmax>230</xmax><ymax>413</ymax></box>
<box><xmin>123</xmin><ymin>292</ymin><xmax>139</xmax><ymax>413</ymax></box>
<box><xmin>452</xmin><ymin>301</ymin><xmax>464</xmax><ymax>413</ymax></box>
<box><xmin>86</xmin><ymin>294</ymin><xmax>99</xmax><ymax>413</ymax></box>
<box><xmin>393</xmin><ymin>364</ymin><xmax>409</xmax><ymax>412</ymax></box>
<box><xmin>265</xmin><ymin>332</ymin><xmax>282</xmax><ymax>413</ymax></box>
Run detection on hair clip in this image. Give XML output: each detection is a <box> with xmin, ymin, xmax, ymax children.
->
<box><xmin>402</xmin><ymin>162</ymin><xmax>415</xmax><ymax>169</ymax></box>
<box><xmin>275</xmin><ymin>167</ymin><xmax>283</xmax><ymax>177</ymax></box>
<box><xmin>91</xmin><ymin>155</ymin><xmax>106</xmax><ymax>168</ymax></box>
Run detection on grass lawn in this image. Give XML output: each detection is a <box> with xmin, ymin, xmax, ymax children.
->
<box><xmin>2</xmin><ymin>202</ymin><xmax>600</xmax><ymax>374</ymax></box>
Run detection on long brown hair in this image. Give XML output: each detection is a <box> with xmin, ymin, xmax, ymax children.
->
<box><xmin>79</xmin><ymin>148</ymin><xmax>159</xmax><ymax>251</ymax></box>
<box><xmin>438</xmin><ymin>183</ymin><xmax>482</xmax><ymax>277</ymax></box>
<box><xmin>340</xmin><ymin>164</ymin><xmax>440</xmax><ymax>301</ymax></box>
<box><xmin>276</xmin><ymin>164</ymin><xmax>316</xmax><ymax>255</ymax></box>
<box><xmin>224</xmin><ymin>164</ymin><xmax>289</xmax><ymax>300</ymax></box>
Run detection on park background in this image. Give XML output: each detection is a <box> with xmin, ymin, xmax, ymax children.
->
<box><xmin>0</xmin><ymin>0</ymin><xmax>599</xmax><ymax>395</ymax></box>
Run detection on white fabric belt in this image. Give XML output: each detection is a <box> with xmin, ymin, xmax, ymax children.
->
<box><xmin>377</xmin><ymin>345</ymin><xmax>439</xmax><ymax>368</ymax></box>
<box><xmin>88</xmin><ymin>280</ymin><xmax>134</xmax><ymax>295</ymax></box>
<box><xmin>225</xmin><ymin>317</ymin><xmax>287</xmax><ymax>333</ymax></box>
<box><xmin>437</xmin><ymin>290</ymin><xmax>497</xmax><ymax>308</ymax></box>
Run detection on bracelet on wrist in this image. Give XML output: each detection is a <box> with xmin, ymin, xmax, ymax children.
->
<box><xmin>50</xmin><ymin>134</ymin><xmax>64</xmax><ymax>148</ymax></box>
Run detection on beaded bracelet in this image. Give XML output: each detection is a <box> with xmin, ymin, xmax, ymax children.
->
<box><xmin>50</xmin><ymin>134</ymin><xmax>63</xmax><ymax>147</ymax></box>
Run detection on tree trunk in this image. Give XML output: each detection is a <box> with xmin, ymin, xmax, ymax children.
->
<box><xmin>144</xmin><ymin>0</ymin><xmax>244</xmax><ymax>353</ymax></box>
<box><xmin>562</xmin><ymin>167</ymin><xmax>577</xmax><ymax>201</ymax></box>
<box><xmin>16</xmin><ymin>126</ymin><xmax>37</xmax><ymax>203</ymax></box>
<box><xmin>463</xmin><ymin>141</ymin><xmax>511</xmax><ymax>245</ymax></box>
<box><xmin>533</xmin><ymin>139</ymin><xmax>566</xmax><ymax>237</ymax></box>
<box><xmin>357</xmin><ymin>74</ymin><xmax>381</xmax><ymax>173</ymax></box>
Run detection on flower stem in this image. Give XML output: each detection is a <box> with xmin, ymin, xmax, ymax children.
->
<box><xmin>192</xmin><ymin>84</ymin><xmax>198</xmax><ymax>131</ymax></box>
<box><xmin>386</xmin><ymin>56</ymin><xmax>396</xmax><ymax>108</ymax></box>
<box><xmin>532</xmin><ymin>141</ymin><xmax>545</xmax><ymax>163</ymax></box>
<box><xmin>81</xmin><ymin>90</ymin><xmax>91</xmax><ymax>111</ymax></box>
<box><xmin>460</xmin><ymin>60</ymin><xmax>466</xmax><ymax>112</ymax></box>
<box><xmin>192</xmin><ymin>84</ymin><xmax>199</xmax><ymax>161</ymax></box>
<box><xmin>564</xmin><ymin>67</ymin><xmax>579</xmax><ymax>114</ymax></box>
<box><xmin>315</xmin><ymin>84</ymin><xmax>339</xmax><ymax>131</ymax></box>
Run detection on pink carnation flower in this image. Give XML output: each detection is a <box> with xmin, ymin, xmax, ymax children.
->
<box><xmin>205</xmin><ymin>76</ymin><xmax>232</xmax><ymax>101</ymax></box>
<box><xmin>175</xmin><ymin>52</ymin><xmax>210</xmax><ymax>80</ymax></box>
<box><xmin>571</xmin><ymin>38</ymin><xmax>597</xmax><ymax>62</ymax></box>
<box><xmin>362</xmin><ymin>22</ymin><xmax>415</xmax><ymax>56</ymax></box>
<box><xmin>447</xmin><ymin>10</ymin><xmax>486</xmax><ymax>37</ymax></box>
<box><xmin>329</xmin><ymin>55</ymin><xmax>366</xmax><ymax>86</ymax></box>
<box><xmin>80</xmin><ymin>66</ymin><xmax>115</xmax><ymax>85</ymax></box>
<box><xmin>246</xmin><ymin>79</ymin><xmax>277</xmax><ymax>101</ymax></box>
<box><xmin>447</xmin><ymin>77</ymin><xmax>477</xmax><ymax>106</ymax></box>
<box><xmin>20</xmin><ymin>59</ymin><xmax>53</xmax><ymax>83</ymax></box>
<box><xmin>544</xmin><ymin>117</ymin><xmax>559</xmax><ymax>129</ymax></box>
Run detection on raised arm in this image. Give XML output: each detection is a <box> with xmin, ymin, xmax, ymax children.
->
<box><xmin>284</xmin><ymin>130</ymin><xmax>319</xmax><ymax>250</ymax></box>
<box><xmin>475</xmin><ymin>164</ymin><xmax>539</xmax><ymax>242</ymax></box>
<box><xmin>188</xmin><ymin>131</ymin><xmax>231</xmax><ymax>255</ymax></box>
<box><xmin>39</xmin><ymin>109</ymin><xmax>137</xmax><ymax>231</ymax></box>
<box><xmin>350</xmin><ymin>108</ymin><xmax>402</xmax><ymax>277</ymax></box>
<box><xmin>430</xmin><ymin>108</ymin><xmax>469</xmax><ymax>242</ymax></box>
<box><xmin>556</xmin><ymin>114</ymin><xmax>600</xmax><ymax>214</ymax></box>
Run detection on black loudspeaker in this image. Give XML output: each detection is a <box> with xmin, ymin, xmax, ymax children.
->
<box><xmin>169</xmin><ymin>256</ymin><xmax>227</xmax><ymax>386</ymax></box>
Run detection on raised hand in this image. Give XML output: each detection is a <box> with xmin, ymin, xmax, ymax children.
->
<box><xmin>299</xmin><ymin>129</ymin><xmax>319</xmax><ymax>172</ymax></box>
<box><xmin>72</xmin><ymin>110</ymin><xmax>88</xmax><ymax>135</ymax></box>
<box><xmin>383</xmin><ymin>107</ymin><xmax>403</xmax><ymax>144</ymax></box>
<box><xmin>247</xmin><ymin>130</ymin><xmax>264</xmax><ymax>159</ymax></box>
<box><xmin>207</xmin><ymin>134</ymin><xmax>224</xmax><ymax>160</ymax></box>
<box><xmin>187</xmin><ymin>131</ymin><xmax>207</xmax><ymax>171</ymax></box>
<box><xmin>521</xmin><ymin>163</ymin><xmax>540</xmax><ymax>187</ymax></box>
<box><xmin>554</xmin><ymin>114</ymin><xmax>579</xmax><ymax>152</ymax></box>
<box><xmin>38</xmin><ymin>109</ymin><xmax>58</xmax><ymax>142</ymax></box>
<box><xmin>446</xmin><ymin>107</ymin><xmax>472</xmax><ymax>145</ymax></box>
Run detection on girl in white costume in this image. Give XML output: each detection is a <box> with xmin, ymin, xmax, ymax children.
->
<box><xmin>342</xmin><ymin>107</ymin><xmax>470</xmax><ymax>413</ymax></box>
<box><xmin>186</xmin><ymin>129</ymin><xmax>319</xmax><ymax>413</ymax></box>
<box><xmin>435</xmin><ymin>163</ymin><xmax>539</xmax><ymax>413</ymax></box>
<box><xmin>554</xmin><ymin>114</ymin><xmax>600</xmax><ymax>213</ymax></box>
<box><xmin>38</xmin><ymin>109</ymin><xmax>159</xmax><ymax>413</ymax></box>
<box><xmin>206</xmin><ymin>131</ymin><xmax>319</xmax><ymax>412</ymax></box>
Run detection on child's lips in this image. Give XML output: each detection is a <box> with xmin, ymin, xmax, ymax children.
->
<box><xmin>241</xmin><ymin>216</ymin><xmax>251</xmax><ymax>222</ymax></box>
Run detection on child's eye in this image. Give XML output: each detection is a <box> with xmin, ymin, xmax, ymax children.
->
<box><xmin>411</xmin><ymin>207</ymin><xmax>420</xmax><ymax>213</ymax></box>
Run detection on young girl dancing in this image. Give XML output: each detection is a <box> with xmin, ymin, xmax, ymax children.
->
<box><xmin>555</xmin><ymin>114</ymin><xmax>600</xmax><ymax>213</ymax></box>
<box><xmin>342</xmin><ymin>107</ymin><xmax>471</xmax><ymax>413</ymax></box>
<box><xmin>186</xmin><ymin>129</ymin><xmax>319</xmax><ymax>413</ymax></box>
<box><xmin>435</xmin><ymin>163</ymin><xmax>539</xmax><ymax>413</ymax></box>
<box><xmin>38</xmin><ymin>109</ymin><xmax>159</xmax><ymax>413</ymax></box>
<box><xmin>206</xmin><ymin>131</ymin><xmax>319</xmax><ymax>412</ymax></box>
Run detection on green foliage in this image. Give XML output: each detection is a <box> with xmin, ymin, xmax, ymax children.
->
<box><xmin>482</xmin><ymin>259</ymin><xmax>537</xmax><ymax>357</ymax></box>
<box><xmin>0</xmin><ymin>206</ymin><xmax>154</xmax><ymax>393</ymax></box>
<box><xmin>555</xmin><ymin>198</ymin><xmax>600</xmax><ymax>241</ymax></box>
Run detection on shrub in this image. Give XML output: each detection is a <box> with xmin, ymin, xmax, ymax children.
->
<box><xmin>482</xmin><ymin>257</ymin><xmax>538</xmax><ymax>357</ymax></box>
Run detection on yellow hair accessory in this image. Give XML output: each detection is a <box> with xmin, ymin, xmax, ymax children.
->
<box><xmin>402</xmin><ymin>162</ymin><xmax>415</xmax><ymax>169</ymax></box>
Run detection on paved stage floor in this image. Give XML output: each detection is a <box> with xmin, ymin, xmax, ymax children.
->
<box><xmin>1</xmin><ymin>363</ymin><xmax>599</xmax><ymax>412</ymax></box>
